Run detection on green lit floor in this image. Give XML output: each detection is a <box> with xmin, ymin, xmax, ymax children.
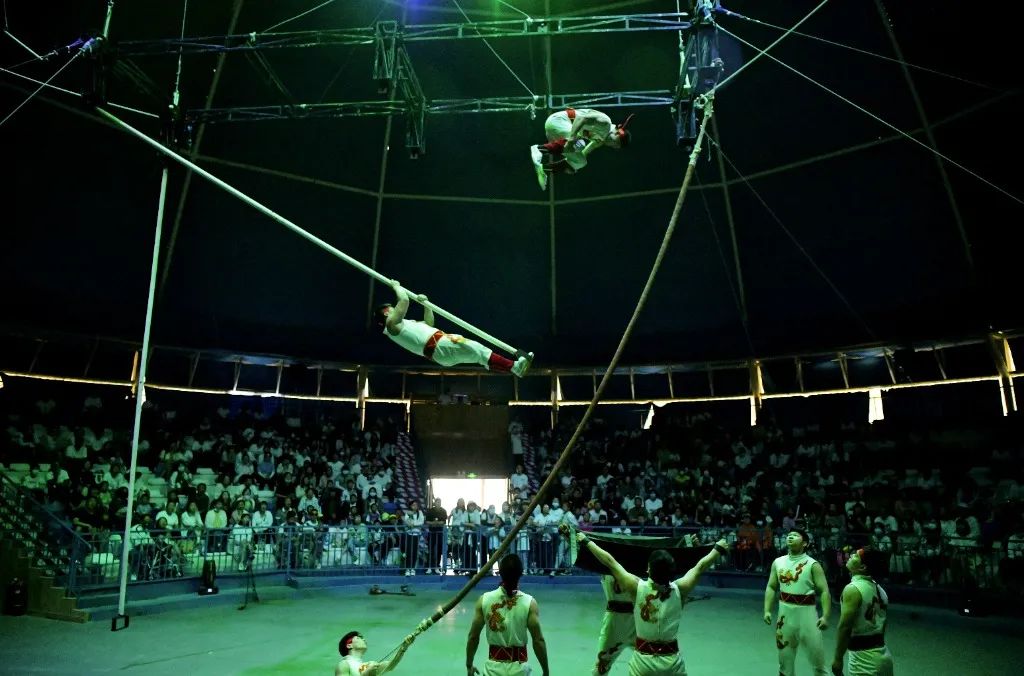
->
<box><xmin>1</xmin><ymin>584</ymin><xmax>1021</xmax><ymax>675</ymax></box>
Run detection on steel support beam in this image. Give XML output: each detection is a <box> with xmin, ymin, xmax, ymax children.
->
<box><xmin>115</xmin><ymin>13</ymin><xmax>691</xmax><ymax>57</ymax></box>
<box><xmin>185</xmin><ymin>90</ymin><xmax>673</xmax><ymax>123</ymax></box>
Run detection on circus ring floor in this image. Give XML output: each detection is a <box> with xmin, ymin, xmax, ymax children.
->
<box><xmin>1</xmin><ymin>576</ymin><xmax>1021</xmax><ymax>675</ymax></box>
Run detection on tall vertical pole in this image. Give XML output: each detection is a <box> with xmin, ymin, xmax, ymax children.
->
<box><xmin>158</xmin><ymin>0</ymin><xmax>245</xmax><ymax>300</ymax></box>
<box><xmin>545</xmin><ymin>0</ymin><xmax>557</xmax><ymax>335</ymax></box>
<box><xmin>365</xmin><ymin>114</ymin><xmax>396</xmax><ymax>326</ymax></box>
<box><xmin>115</xmin><ymin>165</ymin><xmax>169</xmax><ymax>625</ymax></box>
<box><xmin>874</xmin><ymin>0</ymin><xmax>973</xmax><ymax>273</ymax></box>
<box><xmin>101</xmin><ymin>0</ymin><xmax>115</xmax><ymax>39</ymax></box>
<box><xmin>711</xmin><ymin>116</ymin><xmax>749</xmax><ymax>326</ymax></box>
<box><xmin>366</xmin><ymin>6</ymin><xmax>406</xmax><ymax>327</ymax></box>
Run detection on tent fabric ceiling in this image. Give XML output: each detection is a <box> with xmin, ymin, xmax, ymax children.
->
<box><xmin>1</xmin><ymin>0</ymin><xmax>1021</xmax><ymax>370</ymax></box>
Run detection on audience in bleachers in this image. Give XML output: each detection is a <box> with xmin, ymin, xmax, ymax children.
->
<box><xmin>2</xmin><ymin>386</ymin><xmax>1023</xmax><ymax>594</ymax></box>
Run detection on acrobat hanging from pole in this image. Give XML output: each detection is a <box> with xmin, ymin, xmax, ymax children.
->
<box><xmin>377</xmin><ymin>281</ymin><xmax>533</xmax><ymax>376</ymax></box>
<box><xmin>529</xmin><ymin>108</ymin><xmax>634</xmax><ymax>190</ymax></box>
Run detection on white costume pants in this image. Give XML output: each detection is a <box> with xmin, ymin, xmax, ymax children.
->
<box><xmin>593</xmin><ymin>612</ymin><xmax>634</xmax><ymax>675</ymax></box>
<box><xmin>432</xmin><ymin>334</ymin><xmax>492</xmax><ymax>368</ymax></box>
<box><xmin>848</xmin><ymin>647</ymin><xmax>894</xmax><ymax>675</ymax></box>
<box><xmin>484</xmin><ymin>660</ymin><xmax>532</xmax><ymax>676</ymax></box>
<box><xmin>544</xmin><ymin>111</ymin><xmax>572</xmax><ymax>141</ymax></box>
<box><xmin>775</xmin><ymin>603</ymin><xmax>827</xmax><ymax>675</ymax></box>
<box><xmin>627</xmin><ymin>652</ymin><xmax>687</xmax><ymax>676</ymax></box>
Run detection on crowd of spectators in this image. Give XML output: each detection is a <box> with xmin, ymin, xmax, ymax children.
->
<box><xmin>3</xmin><ymin>387</ymin><xmax>1024</xmax><ymax>593</ymax></box>
<box><xmin>2</xmin><ymin>391</ymin><xmax>431</xmax><ymax>578</ymax></box>
<box><xmin>506</xmin><ymin>407</ymin><xmax>1024</xmax><ymax>590</ymax></box>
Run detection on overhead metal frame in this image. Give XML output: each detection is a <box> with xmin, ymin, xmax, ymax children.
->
<box><xmin>113</xmin><ymin>13</ymin><xmax>692</xmax><ymax>57</ymax></box>
<box><xmin>8</xmin><ymin>1</ymin><xmax>1005</xmax><ymax>409</ymax></box>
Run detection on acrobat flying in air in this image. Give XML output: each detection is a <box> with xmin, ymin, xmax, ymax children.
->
<box><xmin>377</xmin><ymin>281</ymin><xmax>532</xmax><ymax>377</ymax></box>
<box><xmin>529</xmin><ymin>107</ymin><xmax>634</xmax><ymax>190</ymax></box>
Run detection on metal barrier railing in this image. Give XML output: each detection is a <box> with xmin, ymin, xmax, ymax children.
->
<box><xmin>0</xmin><ymin>472</ymin><xmax>94</xmax><ymax>594</ymax></box>
<box><xmin>37</xmin><ymin>521</ymin><xmax>1024</xmax><ymax>594</ymax></box>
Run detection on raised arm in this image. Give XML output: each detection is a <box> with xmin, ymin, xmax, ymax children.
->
<box><xmin>763</xmin><ymin>560</ymin><xmax>779</xmax><ymax>624</ymax></box>
<box><xmin>527</xmin><ymin>598</ymin><xmax>550</xmax><ymax>676</ymax></box>
<box><xmin>576</xmin><ymin>531</ymin><xmax>638</xmax><ymax>597</ymax></box>
<box><xmin>465</xmin><ymin>595</ymin><xmax>485</xmax><ymax>676</ymax></box>
<box><xmin>831</xmin><ymin>584</ymin><xmax>861</xmax><ymax>675</ymax></box>
<box><xmin>675</xmin><ymin>538</ymin><xmax>729</xmax><ymax>596</ymax></box>
<box><xmin>812</xmin><ymin>561</ymin><xmax>832</xmax><ymax>629</ymax></box>
<box><xmin>367</xmin><ymin>634</ymin><xmax>415</xmax><ymax>675</ymax></box>
<box><xmin>386</xmin><ymin>280</ymin><xmax>410</xmax><ymax>335</ymax></box>
<box><xmin>415</xmin><ymin>293</ymin><xmax>434</xmax><ymax>327</ymax></box>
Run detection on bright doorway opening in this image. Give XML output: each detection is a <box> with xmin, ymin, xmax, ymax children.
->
<box><xmin>428</xmin><ymin>477</ymin><xmax>509</xmax><ymax>514</ymax></box>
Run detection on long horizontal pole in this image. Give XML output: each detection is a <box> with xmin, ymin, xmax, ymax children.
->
<box><xmin>95</xmin><ymin>107</ymin><xmax>520</xmax><ymax>357</ymax></box>
<box><xmin>116</xmin><ymin>13</ymin><xmax>691</xmax><ymax>56</ymax></box>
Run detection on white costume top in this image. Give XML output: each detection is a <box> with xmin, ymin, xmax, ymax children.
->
<box><xmin>849</xmin><ymin>575</ymin><xmax>888</xmax><ymax>638</ymax></box>
<box><xmin>384</xmin><ymin>319</ymin><xmax>439</xmax><ymax>356</ymax></box>
<box><xmin>482</xmin><ymin>586</ymin><xmax>533</xmax><ymax>649</ymax></box>
<box><xmin>773</xmin><ymin>551</ymin><xmax>817</xmax><ymax>601</ymax></box>
<box><xmin>633</xmin><ymin>577</ymin><xmax>682</xmax><ymax>642</ymax></box>
<box><xmin>543</xmin><ymin>108</ymin><xmax>614</xmax><ymax>172</ymax></box>
<box><xmin>560</xmin><ymin>108</ymin><xmax>614</xmax><ymax>141</ymax></box>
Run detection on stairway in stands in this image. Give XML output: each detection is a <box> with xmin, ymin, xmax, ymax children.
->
<box><xmin>392</xmin><ymin>432</ymin><xmax>425</xmax><ymax>509</ymax></box>
<box><xmin>522</xmin><ymin>435</ymin><xmax>541</xmax><ymax>494</ymax></box>
<box><xmin>0</xmin><ymin>477</ymin><xmax>89</xmax><ymax>621</ymax></box>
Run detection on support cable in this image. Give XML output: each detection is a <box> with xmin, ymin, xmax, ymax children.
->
<box><xmin>263</xmin><ymin>0</ymin><xmax>340</xmax><ymax>34</ymax></box>
<box><xmin>719</xmin><ymin>24</ymin><xmax>1024</xmax><ymax>208</ymax></box>
<box><xmin>695</xmin><ymin>169</ymin><xmax>755</xmax><ymax>354</ymax></box>
<box><xmin>0</xmin><ymin>51</ymin><xmax>81</xmax><ymax>128</ymax></box>
<box><xmin>717</xmin><ymin>0</ymin><xmax>830</xmax><ymax>91</ymax></box>
<box><xmin>709</xmin><ymin>135</ymin><xmax>876</xmax><ymax>341</ymax></box>
<box><xmin>0</xmin><ymin>66</ymin><xmax>160</xmax><ymax>117</ymax></box>
<box><xmin>451</xmin><ymin>0</ymin><xmax>536</xmax><ymax>99</ymax></box>
<box><xmin>496</xmin><ymin>0</ymin><xmax>532</xmax><ymax>21</ymax></box>
<box><xmin>720</xmin><ymin>6</ymin><xmax>1005</xmax><ymax>91</ymax></box>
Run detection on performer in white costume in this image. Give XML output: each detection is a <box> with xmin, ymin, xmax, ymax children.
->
<box><xmin>335</xmin><ymin>630</ymin><xmax>414</xmax><ymax>675</ymax></box>
<box><xmin>763</xmin><ymin>528</ymin><xmax>832</xmax><ymax>676</ymax></box>
<box><xmin>529</xmin><ymin>108</ymin><xmax>633</xmax><ymax>190</ymax></box>
<box><xmin>466</xmin><ymin>553</ymin><xmax>549</xmax><ymax>676</ymax></box>
<box><xmin>593</xmin><ymin>574</ymin><xmax>637</xmax><ymax>675</ymax></box>
<box><xmin>832</xmin><ymin>547</ymin><xmax>895</xmax><ymax>676</ymax></box>
<box><xmin>377</xmin><ymin>281</ymin><xmax>531</xmax><ymax>376</ymax></box>
<box><xmin>576</xmin><ymin>531</ymin><xmax>730</xmax><ymax>675</ymax></box>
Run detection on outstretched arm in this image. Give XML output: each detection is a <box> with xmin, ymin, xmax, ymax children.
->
<box><xmin>676</xmin><ymin>538</ymin><xmax>729</xmax><ymax>596</ymax></box>
<box><xmin>527</xmin><ymin>598</ymin><xmax>550</xmax><ymax>676</ymax></box>
<box><xmin>576</xmin><ymin>531</ymin><xmax>638</xmax><ymax>597</ymax></box>
<box><xmin>466</xmin><ymin>596</ymin><xmax>485</xmax><ymax>676</ymax></box>
<box><xmin>367</xmin><ymin>634</ymin><xmax>415</xmax><ymax>675</ymax></box>
<box><xmin>386</xmin><ymin>280</ymin><xmax>410</xmax><ymax>335</ymax></box>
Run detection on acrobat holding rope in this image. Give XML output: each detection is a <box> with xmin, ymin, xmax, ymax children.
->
<box><xmin>529</xmin><ymin>108</ymin><xmax>634</xmax><ymax>190</ymax></box>
<box><xmin>377</xmin><ymin>280</ymin><xmax>533</xmax><ymax>376</ymax></box>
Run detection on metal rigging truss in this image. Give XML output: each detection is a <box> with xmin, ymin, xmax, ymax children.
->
<box><xmin>114</xmin><ymin>13</ymin><xmax>692</xmax><ymax>57</ymax></box>
<box><xmin>187</xmin><ymin>90</ymin><xmax>675</xmax><ymax>123</ymax></box>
